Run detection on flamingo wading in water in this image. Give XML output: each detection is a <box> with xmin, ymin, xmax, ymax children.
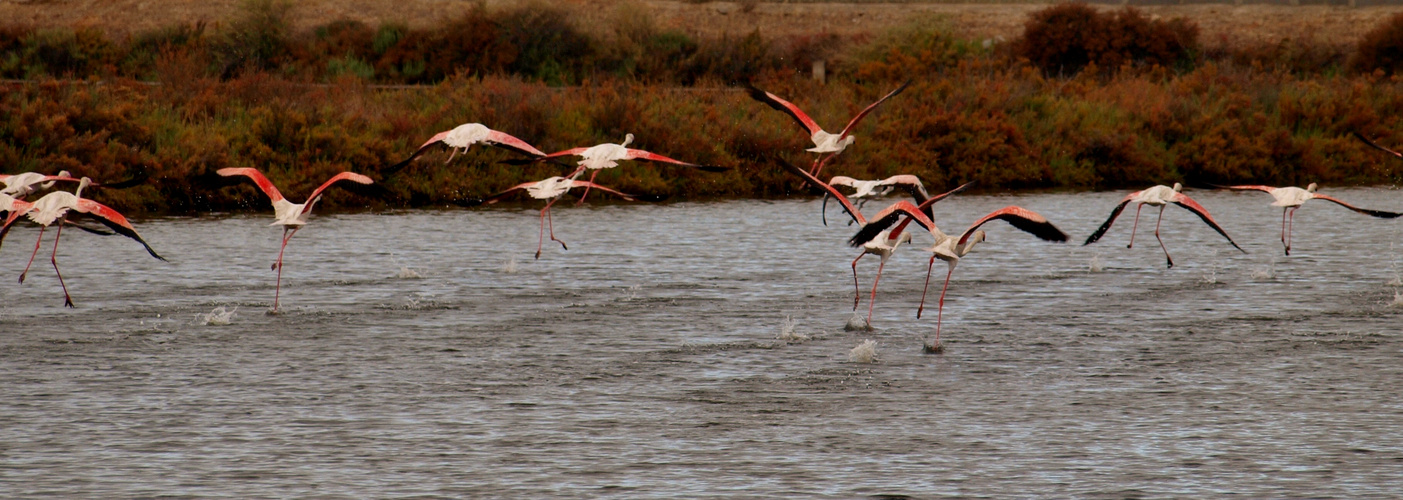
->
<box><xmin>777</xmin><ymin>157</ymin><xmax>971</xmax><ymax>326</ymax></box>
<box><xmin>466</xmin><ymin>176</ymin><xmax>645</xmax><ymax>259</ymax></box>
<box><xmin>218</xmin><ymin>168</ymin><xmax>373</xmax><ymax>312</ymax></box>
<box><xmin>1214</xmin><ymin>183</ymin><xmax>1402</xmax><ymax>255</ymax></box>
<box><xmin>850</xmin><ymin>205</ymin><xmax>1068</xmax><ymax>353</ymax></box>
<box><xmin>0</xmin><ymin>177</ymin><xmax>165</xmax><ymax>307</ymax></box>
<box><xmin>747</xmin><ymin>81</ymin><xmax>910</xmax><ymax>176</ymax></box>
<box><xmin>384</xmin><ymin>123</ymin><xmax>547</xmax><ymax>175</ymax></box>
<box><xmin>1084</xmin><ymin>183</ymin><xmax>1245</xmax><ymax>268</ymax></box>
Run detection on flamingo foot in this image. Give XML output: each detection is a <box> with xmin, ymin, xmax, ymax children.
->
<box><xmin>1166</xmin><ymin>256</ymin><xmax>1174</xmax><ymax>269</ymax></box>
<box><xmin>923</xmin><ymin>340</ymin><xmax>944</xmax><ymax>354</ymax></box>
<box><xmin>18</xmin><ymin>273</ymin><xmax>26</xmax><ymax>284</ymax></box>
<box><xmin>265</xmin><ymin>308</ymin><xmax>283</xmax><ymax>316</ymax></box>
<box><xmin>1284</xmin><ymin>246</ymin><xmax>1291</xmax><ymax>256</ymax></box>
<box><xmin>271</xmin><ymin>262</ymin><xmax>279</xmax><ymax>271</ymax></box>
<box><xmin>534</xmin><ymin>249</ymin><xmax>542</xmax><ymax>260</ymax></box>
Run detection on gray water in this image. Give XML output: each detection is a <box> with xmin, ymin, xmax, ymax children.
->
<box><xmin>2</xmin><ymin>188</ymin><xmax>1402</xmax><ymax>497</ymax></box>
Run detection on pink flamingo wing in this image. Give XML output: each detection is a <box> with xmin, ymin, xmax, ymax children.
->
<box><xmin>1083</xmin><ymin>193</ymin><xmax>1137</xmax><ymax>245</ymax></box>
<box><xmin>217</xmin><ymin>168</ymin><xmax>285</xmax><ymax>203</ymax></box>
<box><xmin>1218</xmin><ymin>185</ymin><xmax>1276</xmax><ymax>193</ymax></box>
<box><xmin>301</xmin><ymin>172</ymin><xmax>373</xmax><ymax>214</ymax></box>
<box><xmin>541</xmin><ymin>147</ymin><xmax>591</xmax><ymax>160</ymax></box>
<box><xmin>848</xmin><ymin>201</ymin><xmax>935</xmax><ymax>248</ymax></box>
<box><xmin>486</xmin><ymin>130</ymin><xmax>547</xmax><ymax>157</ymax></box>
<box><xmin>568</xmin><ymin>180</ymin><xmax>637</xmax><ymax>201</ymax></box>
<box><xmin>837</xmin><ymin>80</ymin><xmax>911</xmax><ymax>138</ymax></box>
<box><xmin>1311</xmin><ymin>193</ymin><xmax>1403</xmax><ymax>218</ymax></box>
<box><xmin>959</xmin><ymin>206</ymin><xmax>1067</xmax><ymax>245</ymax></box>
<box><xmin>1354</xmin><ymin>131</ymin><xmax>1403</xmax><ymax>160</ymax></box>
<box><xmin>745</xmin><ymin>85</ymin><xmax>823</xmax><ymax>136</ymax></box>
<box><xmin>479</xmin><ymin>181</ymin><xmax>543</xmax><ymax>205</ymax></box>
<box><xmin>774</xmin><ymin>155</ymin><xmax>864</xmax><ymax>225</ymax></box>
<box><xmin>72</xmin><ymin>198</ymin><xmax>166</xmax><ymax>261</ymax></box>
<box><xmin>1171</xmin><ymin>192</ymin><xmax>1245</xmax><ymax>252</ymax></box>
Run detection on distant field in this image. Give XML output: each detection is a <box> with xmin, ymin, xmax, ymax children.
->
<box><xmin>2</xmin><ymin>0</ymin><xmax>1401</xmax><ymax>48</ymax></box>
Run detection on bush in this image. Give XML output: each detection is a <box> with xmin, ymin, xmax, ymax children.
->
<box><xmin>1352</xmin><ymin>12</ymin><xmax>1403</xmax><ymax>76</ymax></box>
<box><xmin>214</xmin><ymin>0</ymin><xmax>293</xmax><ymax>78</ymax></box>
<box><xmin>1017</xmin><ymin>3</ymin><xmax>1198</xmax><ymax>76</ymax></box>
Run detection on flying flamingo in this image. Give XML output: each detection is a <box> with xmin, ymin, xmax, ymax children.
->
<box><xmin>0</xmin><ymin>170</ymin><xmax>78</xmax><ymax>198</ymax></box>
<box><xmin>822</xmin><ymin>174</ymin><xmax>931</xmax><ymax>225</ymax></box>
<box><xmin>465</xmin><ymin>176</ymin><xmax>644</xmax><ymax>259</ymax></box>
<box><xmin>777</xmin><ymin>157</ymin><xmax>970</xmax><ymax>326</ymax></box>
<box><xmin>1084</xmin><ymin>183</ymin><xmax>1245</xmax><ymax>268</ymax></box>
<box><xmin>746</xmin><ymin>81</ymin><xmax>910</xmax><ymax>176</ymax></box>
<box><xmin>217</xmin><ymin>168</ymin><xmax>373</xmax><ymax>312</ymax></box>
<box><xmin>1354</xmin><ymin>131</ymin><xmax>1403</xmax><ymax>160</ymax></box>
<box><xmin>518</xmin><ymin>134</ymin><xmax>726</xmax><ymax>204</ymax></box>
<box><xmin>850</xmin><ymin>205</ymin><xmax>1068</xmax><ymax>353</ymax></box>
<box><xmin>0</xmin><ymin>177</ymin><xmax>165</xmax><ymax>307</ymax></box>
<box><xmin>1214</xmin><ymin>183</ymin><xmax>1402</xmax><ymax>255</ymax></box>
<box><xmin>384</xmin><ymin>123</ymin><xmax>548</xmax><ymax>175</ymax></box>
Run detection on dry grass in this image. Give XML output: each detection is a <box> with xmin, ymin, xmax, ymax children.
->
<box><xmin>2</xmin><ymin>0</ymin><xmax>1399</xmax><ymax>51</ymax></box>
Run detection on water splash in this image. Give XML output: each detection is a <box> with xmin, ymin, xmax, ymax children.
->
<box><xmin>502</xmin><ymin>257</ymin><xmax>519</xmax><ymax>274</ymax></box>
<box><xmin>844</xmin><ymin>312</ymin><xmax>872</xmax><ymax>332</ymax></box>
<box><xmin>195</xmin><ymin>306</ymin><xmax>237</xmax><ymax>326</ymax></box>
<box><xmin>1088</xmin><ymin>253</ymin><xmax>1103</xmax><ymax>273</ymax></box>
<box><xmin>1250</xmin><ymin>259</ymin><xmax>1276</xmax><ymax>280</ymax></box>
<box><xmin>777</xmin><ymin>315</ymin><xmax>810</xmax><ymax>342</ymax></box>
<box><xmin>396</xmin><ymin>266</ymin><xmax>423</xmax><ymax>279</ymax></box>
<box><xmin>1390</xmin><ymin>290</ymin><xmax>1403</xmax><ymax>308</ymax></box>
<box><xmin>1201</xmin><ymin>261</ymin><xmax>1219</xmax><ymax>285</ymax></box>
<box><xmin>848</xmin><ymin>339</ymin><xmax>878</xmax><ymax>363</ymax></box>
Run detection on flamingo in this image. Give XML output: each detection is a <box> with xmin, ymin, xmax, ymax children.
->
<box><xmin>520</xmin><ymin>134</ymin><xmax>726</xmax><ymax>204</ymax></box>
<box><xmin>822</xmin><ymin>174</ymin><xmax>931</xmax><ymax>225</ymax></box>
<box><xmin>466</xmin><ymin>176</ymin><xmax>643</xmax><ymax>259</ymax></box>
<box><xmin>850</xmin><ymin>205</ymin><xmax>1068</xmax><ymax>353</ymax></box>
<box><xmin>0</xmin><ymin>177</ymin><xmax>165</xmax><ymax>307</ymax></box>
<box><xmin>1084</xmin><ymin>183</ymin><xmax>1245</xmax><ymax>268</ymax></box>
<box><xmin>1214</xmin><ymin>183</ymin><xmax>1401</xmax><ymax>255</ymax></box>
<box><xmin>777</xmin><ymin>157</ymin><xmax>970</xmax><ymax>325</ymax></box>
<box><xmin>0</xmin><ymin>170</ymin><xmax>79</xmax><ymax>198</ymax></box>
<box><xmin>746</xmin><ymin>81</ymin><xmax>909</xmax><ymax>176</ymax></box>
<box><xmin>217</xmin><ymin>167</ymin><xmax>373</xmax><ymax>312</ymax></box>
<box><xmin>384</xmin><ymin>123</ymin><xmax>548</xmax><ymax>175</ymax></box>
<box><xmin>1354</xmin><ymin>131</ymin><xmax>1403</xmax><ymax>160</ymax></box>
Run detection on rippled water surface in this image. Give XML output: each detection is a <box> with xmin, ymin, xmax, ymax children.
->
<box><xmin>3</xmin><ymin>189</ymin><xmax>1403</xmax><ymax>497</ymax></box>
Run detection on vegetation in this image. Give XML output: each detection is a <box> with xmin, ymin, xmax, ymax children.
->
<box><xmin>2</xmin><ymin>2</ymin><xmax>1403</xmax><ymax>215</ymax></box>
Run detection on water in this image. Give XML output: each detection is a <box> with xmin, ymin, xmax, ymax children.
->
<box><xmin>2</xmin><ymin>188</ymin><xmax>1402</xmax><ymax>496</ymax></box>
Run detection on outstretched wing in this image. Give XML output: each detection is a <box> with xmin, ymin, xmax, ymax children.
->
<box><xmin>959</xmin><ymin>206</ymin><xmax>1068</xmax><ymax>245</ymax></box>
<box><xmin>623</xmin><ymin>149</ymin><xmax>729</xmax><ymax>172</ymax></box>
<box><xmin>1213</xmin><ymin>184</ymin><xmax>1276</xmax><ymax>194</ymax></box>
<box><xmin>1354</xmin><ymin>131</ymin><xmax>1403</xmax><ymax>160</ymax></box>
<box><xmin>847</xmin><ymin>200</ymin><xmax>936</xmax><ymax>248</ymax></box>
<box><xmin>567</xmin><ymin>180</ymin><xmax>638</xmax><ymax>202</ymax></box>
<box><xmin>302</xmin><ymin>172</ymin><xmax>374</xmax><ymax>214</ymax></box>
<box><xmin>474</xmin><ymin>181</ymin><xmax>540</xmax><ymax>206</ymax></box>
<box><xmin>1311</xmin><ymin>193</ymin><xmax>1403</xmax><ymax>218</ymax></box>
<box><xmin>913</xmin><ymin>180</ymin><xmax>975</xmax><ymax>219</ymax></box>
<box><xmin>72</xmin><ymin>198</ymin><xmax>166</xmax><ymax>261</ymax></box>
<box><xmin>745</xmin><ymin>84</ymin><xmax>823</xmax><ymax>136</ymax></box>
<box><xmin>837</xmin><ymin>80</ymin><xmax>911</xmax><ymax>138</ymax></box>
<box><xmin>486</xmin><ymin>129</ymin><xmax>548</xmax><ymax>158</ymax></box>
<box><xmin>1083</xmin><ymin>194</ymin><xmax>1135</xmax><ymax>246</ymax></box>
<box><xmin>1171</xmin><ymin>193</ymin><xmax>1245</xmax><ymax>253</ymax></box>
<box><xmin>217</xmin><ymin>168</ymin><xmax>285</xmax><ymax>204</ymax></box>
<box><xmin>382</xmin><ymin>130</ymin><xmax>449</xmax><ymax>176</ymax></box>
<box><xmin>773</xmin><ymin>155</ymin><xmax>864</xmax><ymax>225</ymax></box>
<box><xmin>0</xmin><ymin>200</ymin><xmax>34</xmax><ymax>251</ymax></box>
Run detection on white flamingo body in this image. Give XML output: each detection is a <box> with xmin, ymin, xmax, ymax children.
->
<box><xmin>474</xmin><ymin>176</ymin><xmax>638</xmax><ymax>259</ymax></box>
<box><xmin>1084</xmin><ymin>183</ymin><xmax>1244</xmax><ymax>268</ymax></box>
<box><xmin>217</xmin><ymin>167</ymin><xmax>373</xmax><ymax>311</ymax></box>
<box><xmin>534</xmin><ymin>133</ymin><xmax>722</xmax><ymax>204</ymax></box>
<box><xmin>1218</xmin><ymin>182</ymin><xmax>1401</xmax><ymax>254</ymax></box>
<box><xmin>385</xmin><ymin>122</ymin><xmax>546</xmax><ymax>175</ymax></box>
<box><xmin>747</xmin><ymin>82</ymin><xmax>909</xmax><ymax>175</ymax></box>
<box><xmin>0</xmin><ymin>170</ymin><xmax>76</xmax><ymax>198</ymax></box>
<box><xmin>0</xmin><ymin>177</ymin><xmax>164</xmax><ymax>307</ymax></box>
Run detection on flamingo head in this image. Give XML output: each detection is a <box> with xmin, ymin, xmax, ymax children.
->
<box><xmin>76</xmin><ymin>176</ymin><xmax>92</xmax><ymax>194</ymax></box>
<box><xmin>1306</xmin><ymin>182</ymin><xmax>1318</xmax><ymax>193</ymax></box>
<box><xmin>621</xmin><ymin>133</ymin><xmax>634</xmax><ymax>147</ymax></box>
<box><xmin>889</xmin><ymin>230</ymin><xmax>913</xmax><ymax>246</ymax></box>
<box><xmin>1172</xmin><ymin>182</ymin><xmax>1183</xmax><ymax>192</ymax></box>
<box><xmin>957</xmin><ymin>230</ymin><xmax>987</xmax><ymax>257</ymax></box>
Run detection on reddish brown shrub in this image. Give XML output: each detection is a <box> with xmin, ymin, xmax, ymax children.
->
<box><xmin>1351</xmin><ymin>12</ymin><xmax>1403</xmax><ymax>76</ymax></box>
<box><xmin>1017</xmin><ymin>3</ymin><xmax>1198</xmax><ymax>76</ymax></box>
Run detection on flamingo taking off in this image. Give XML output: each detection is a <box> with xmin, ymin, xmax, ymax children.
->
<box><xmin>0</xmin><ymin>170</ymin><xmax>79</xmax><ymax>199</ymax></box>
<box><xmin>851</xmin><ymin>205</ymin><xmax>1068</xmax><ymax>353</ymax></box>
<box><xmin>519</xmin><ymin>134</ymin><xmax>726</xmax><ymax>204</ymax></box>
<box><xmin>1084</xmin><ymin>183</ymin><xmax>1245</xmax><ymax>268</ymax></box>
<box><xmin>746</xmin><ymin>81</ymin><xmax>909</xmax><ymax>176</ymax></box>
<box><xmin>0</xmin><ymin>177</ymin><xmax>165</xmax><ymax>307</ymax></box>
<box><xmin>1214</xmin><ymin>183</ymin><xmax>1401</xmax><ymax>255</ymax></box>
<box><xmin>217</xmin><ymin>167</ymin><xmax>373</xmax><ymax>312</ymax></box>
<box><xmin>384</xmin><ymin>123</ymin><xmax>548</xmax><ymax>175</ymax></box>
<box><xmin>823</xmin><ymin>174</ymin><xmax>931</xmax><ymax>225</ymax></box>
<box><xmin>465</xmin><ymin>176</ymin><xmax>643</xmax><ymax>259</ymax></box>
<box><xmin>777</xmin><ymin>157</ymin><xmax>970</xmax><ymax>326</ymax></box>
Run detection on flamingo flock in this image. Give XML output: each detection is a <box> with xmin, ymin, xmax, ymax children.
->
<box><xmin>3</xmin><ymin>86</ymin><xmax>1402</xmax><ymax>354</ymax></box>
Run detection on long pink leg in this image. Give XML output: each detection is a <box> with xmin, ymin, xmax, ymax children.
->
<box><xmin>1127</xmin><ymin>203</ymin><xmax>1144</xmax><ymax>249</ymax></box>
<box><xmin>933</xmin><ymin>263</ymin><xmax>956</xmax><ymax>349</ymax></box>
<box><xmin>866</xmin><ymin>257</ymin><xmax>887</xmax><ymax>324</ymax></box>
<box><xmin>272</xmin><ymin>226</ymin><xmax>299</xmax><ymax>312</ymax></box>
<box><xmin>1280</xmin><ymin>207</ymin><xmax>1288</xmax><ymax>251</ymax></box>
<box><xmin>444</xmin><ymin>147</ymin><xmax>459</xmax><ymax>164</ymax></box>
<box><xmin>535</xmin><ymin>199</ymin><xmax>568</xmax><ymax>260</ymax></box>
<box><xmin>1154</xmin><ymin>205</ymin><xmax>1173</xmax><ymax>268</ymax></box>
<box><xmin>49</xmin><ymin>222</ymin><xmax>73</xmax><ymax>307</ymax></box>
<box><xmin>19</xmin><ymin>226</ymin><xmax>46</xmax><ymax>284</ymax></box>
<box><xmin>850</xmin><ymin>252</ymin><xmax>866</xmax><ymax>310</ymax></box>
<box><xmin>575</xmin><ymin>170</ymin><xmax>600</xmax><ymax>206</ymax></box>
<box><xmin>917</xmin><ymin>255</ymin><xmax>937</xmax><ymax>318</ymax></box>
<box><xmin>1285</xmin><ymin>207</ymin><xmax>1297</xmax><ymax>255</ymax></box>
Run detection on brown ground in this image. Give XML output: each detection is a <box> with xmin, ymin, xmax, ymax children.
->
<box><xmin>1</xmin><ymin>0</ymin><xmax>1399</xmax><ymax>48</ymax></box>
